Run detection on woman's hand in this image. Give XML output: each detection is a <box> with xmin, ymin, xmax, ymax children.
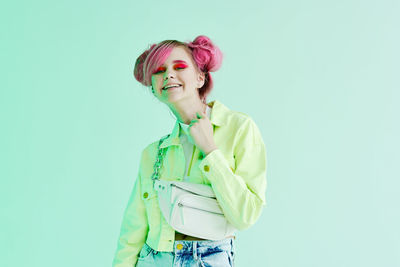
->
<box><xmin>188</xmin><ymin>110</ymin><xmax>218</xmax><ymax>156</ymax></box>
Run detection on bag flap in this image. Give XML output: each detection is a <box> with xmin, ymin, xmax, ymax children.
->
<box><xmin>170</xmin><ymin>181</ymin><xmax>216</xmax><ymax>198</ymax></box>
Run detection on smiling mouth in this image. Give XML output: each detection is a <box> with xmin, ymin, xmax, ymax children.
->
<box><xmin>162</xmin><ymin>85</ymin><xmax>182</xmax><ymax>91</ymax></box>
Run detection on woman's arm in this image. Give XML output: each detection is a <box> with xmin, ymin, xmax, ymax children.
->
<box><xmin>112</xmin><ymin>154</ymin><xmax>148</xmax><ymax>267</ymax></box>
<box><xmin>199</xmin><ymin>117</ymin><xmax>267</xmax><ymax>230</ymax></box>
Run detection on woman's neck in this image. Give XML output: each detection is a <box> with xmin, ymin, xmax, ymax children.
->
<box><xmin>169</xmin><ymin>100</ymin><xmax>207</xmax><ymax>125</ymax></box>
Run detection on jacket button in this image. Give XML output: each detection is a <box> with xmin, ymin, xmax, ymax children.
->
<box><xmin>204</xmin><ymin>165</ymin><xmax>210</xmax><ymax>172</ymax></box>
<box><xmin>177</xmin><ymin>244</ymin><xmax>183</xmax><ymax>250</ymax></box>
<box><xmin>143</xmin><ymin>192</ymin><xmax>148</xmax><ymax>199</ymax></box>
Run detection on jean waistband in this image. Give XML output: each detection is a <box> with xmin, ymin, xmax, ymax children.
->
<box><xmin>173</xmin><ymin>237</ymin><xmax>235</xmax><ymax>254</ymax></box>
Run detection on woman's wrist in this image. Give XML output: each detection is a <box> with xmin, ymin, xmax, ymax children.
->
<box><xmin>204</xmin><ymin>145</ymin><xmax>218</xmax><ymax>156</ymax></box>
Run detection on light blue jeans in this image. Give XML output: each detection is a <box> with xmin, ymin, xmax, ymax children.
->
<box><xmin>136</xmin><ymin>237</ymin><xmax>235</xmax><ymax>267</ymax></box>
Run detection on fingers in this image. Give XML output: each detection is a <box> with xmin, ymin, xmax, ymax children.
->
<box><xmin>190</xmin><ymin>111</ymin><xmax>205</xmax><ymax>127</ymax></box>
<box><xmin>189</xmin><ymin>119</ymin><xmax>198</xmax><ymax>127</ymax></box>
<box><xmin>197</xmin><ymin>111</ymin><xmax>208</xmax><ymax>118</ymax></box>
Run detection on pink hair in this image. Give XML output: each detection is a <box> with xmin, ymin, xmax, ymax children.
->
<box><xmin>133</xmin><ymin>35</ymin><xmax>223</xmax><ymax>103</ymax></box>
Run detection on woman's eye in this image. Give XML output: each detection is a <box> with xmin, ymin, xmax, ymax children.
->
<box><xmin>175</xmin><ymin>64</ymin><xmax>187</xmax><ymax>69</ymax></box>
<box><xmin>153</xmin><ymin>64</ymin><xmax>187</xmax><ymax>74</ymax></box>
<box><xmin>153</xmin><ymin>68</ymin><xmax>164</xmax><ymax>74</ymax></box>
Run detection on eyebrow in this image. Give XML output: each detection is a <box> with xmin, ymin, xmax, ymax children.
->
<box><xmin>172</xmin><ymin>60</ymin><xmax>187</xmax><ymax>64</ymax></box>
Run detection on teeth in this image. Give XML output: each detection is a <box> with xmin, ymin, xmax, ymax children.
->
<box><xmin>164</xmin><ymin>85</ymin><xmax>181</xmax><ymax>90</ymax></box>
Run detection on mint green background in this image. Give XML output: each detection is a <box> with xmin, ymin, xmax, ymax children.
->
<box><xmin>1</xmin><ymin>1</ymin><xmax>399</xmax><ymax>266</ymax></box>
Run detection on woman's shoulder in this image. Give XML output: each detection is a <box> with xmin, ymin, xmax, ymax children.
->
<box><xmin>136</xmin><ymin>138</ymin><xmax>164</xmax><ymax>177</ymax></box>
<box><xmin>219</xmin><ymin>105</ymin><xmax>264</xmax><ymax>144</ymax></box>
<box><xmin>213</xmin><ymin>100</ymin><xmax>257</xmax><ymax>125</ymax></box>
<box><xmin>221</xmin><ymin>104</ymin><xmax>259</xmax><ymax>132</ymax></box>
<box><xmin>141</xmin><ymin>138</ymin><xmax>162</xmax><ymax>157</ymax></box>
<box><xmin>230</xmin><ymin>110</ymin><xmax>254</xmax><ymax>123</ymax></box>
<box><xmin>139</xmin><ymin>132</ymin><xmax>172</xmax><ymax>160</ymax></box>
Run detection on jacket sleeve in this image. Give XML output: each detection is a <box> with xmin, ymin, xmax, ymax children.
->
<box><xmin>198</xmin><ymin>117</ymin><xmax>267</xmax><ymax>230</ymax></box>
<box><xmin>112</xmin><ymin>153</ymin><xmax>148</xmax><ymax>267</ymax></box>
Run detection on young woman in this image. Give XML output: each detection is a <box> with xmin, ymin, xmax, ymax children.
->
<box><xmin>112</xmin><ymin>35</ymin><xmax>267</xmax><ymax>267</ymax></box>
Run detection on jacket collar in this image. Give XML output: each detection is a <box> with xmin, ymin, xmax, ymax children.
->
<box><xmin>160</xmin><ymin>100</ymin><xmax>229</xmax><ymax>148</ymax></box>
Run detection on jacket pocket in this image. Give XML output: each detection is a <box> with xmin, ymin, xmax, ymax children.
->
<box><xmin>140</xmin><ymin>181</ymin><xmax>161</xmax><ymax>225</ymax></box>
<box><xmin>140</xmin><ymin>181</ymin><xmax>157</xmax><ymax>202</ymax></box>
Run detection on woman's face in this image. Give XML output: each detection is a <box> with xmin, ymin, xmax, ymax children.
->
<box><xmin>151</xmin><ymin>46</ymin><xmax>205</xmax><ymax>104</ymax></box>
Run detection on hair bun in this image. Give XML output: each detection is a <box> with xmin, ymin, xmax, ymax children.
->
<box><xmin>133</xmin><ymin>44</ymin><xmax>156</xmax><ymax>85</ymax></box>
<box><xmin>187</xmin><ymin>35</ymin><xmax>223</xmax><ymax>73</ymax></box>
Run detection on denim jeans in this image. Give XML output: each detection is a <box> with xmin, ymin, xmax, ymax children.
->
<box><xmin>136</xmin><ymin>237</ymin><xmax>235</xmax><ymax>267</ymax></box>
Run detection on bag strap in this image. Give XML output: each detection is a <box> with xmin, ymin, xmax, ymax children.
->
<box><xmin>151</xmin><ymin>134</ymin><xmax>170</xmax><ymax>183</ymax></box>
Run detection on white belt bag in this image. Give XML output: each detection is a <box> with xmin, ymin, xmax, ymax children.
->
<box><xmin>151</xmin><ymin>135</ymin><xmax>237</xmax><ymax>240</ymax></box>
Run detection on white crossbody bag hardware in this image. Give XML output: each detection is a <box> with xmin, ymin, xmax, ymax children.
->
<box><xmin>151</xmin><ymin>134</ymin><xmax>237</xmax><ymax>240</ymax></box>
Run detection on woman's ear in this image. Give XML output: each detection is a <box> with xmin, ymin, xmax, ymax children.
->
<box><xmin>197</xmin><ymin>72</ymin><xmax>206</xmax><ymax>88</ymax></box>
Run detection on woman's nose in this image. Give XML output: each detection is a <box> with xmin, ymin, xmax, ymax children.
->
<box><xmin>164</xmin><ymin>70</ymin><xmax>175</xmax><ymax>80</ymax></box>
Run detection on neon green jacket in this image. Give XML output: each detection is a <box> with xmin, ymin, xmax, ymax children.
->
<box><xmin>112</xmin><ymin>100</ymin><xmax>267</xmax><ymax>267</ymax></box>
